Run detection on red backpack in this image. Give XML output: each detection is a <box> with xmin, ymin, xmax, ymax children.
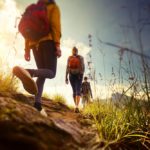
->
<box><xmin>68</xmin><ymin>56</ymin><xmax>81</xmax><ymax>74</ymax></box>
<box><xmin>18</xmin><ymin>1</ymin><xmax>50</xmax><ymax>41</ymax></box>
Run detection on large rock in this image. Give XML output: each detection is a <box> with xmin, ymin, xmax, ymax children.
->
<box><xmin>0</xmin><ymin>94</ymin><xmax>99</xmax><ymax>150</ymax></box>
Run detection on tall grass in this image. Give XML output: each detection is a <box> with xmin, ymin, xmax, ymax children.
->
<box><xmin>83</xmin><ymin>98</ymin><xmax>150</xmax><ymax>147</ymax></box>
<box><xmin>52</xmin><ymin>93</ymin><xmax>67</xmax><ymax>104</ymax></box>
<box><xmin>43</xmin><ymin>93</ymin><xmax>67</xmax><ymax>104</ymax></box>
<box><xmin>0</xmin><ymin>66</ymin><xmax>18</xmax><ymax>94</ymax></box>
<box><xmin>42</xmin><ymin>92</ymin><xmax>51</xmax><ymax>99</ymax></box>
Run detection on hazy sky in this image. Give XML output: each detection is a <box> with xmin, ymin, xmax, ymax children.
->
<box><xmin>0</xmin><ymin>0</ymin><xmax>150</xmax><ymax>104</ymax></box>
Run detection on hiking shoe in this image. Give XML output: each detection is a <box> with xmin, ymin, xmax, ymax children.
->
<box><xmin>13</xmin><ymin>66</ymin><xmax>38</xmax><ymax>95</ymax></box>
<box><xmin>40</xmin><ymin>108</ymin><xmax>48</xmax><ymax>117</ymax></box>
<box><xmin>74</xmin><ymin>107</ymin><xmax>80</xmax><ymax>113</ymax></box>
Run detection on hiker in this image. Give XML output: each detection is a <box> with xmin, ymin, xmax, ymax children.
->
<box><xmin>65</xmin><ymin>47</ymin><xmax>85</xmax><ymax>113</ymax></box>
<box><xmin>13</xmin><ymin>0</ymin><xmax>61</xmax><ymax>115</ymax></box>
<box><xmin>81</xmin><ymin>76</ymin><xmax>93</xmax><ymax>108</ymax></box>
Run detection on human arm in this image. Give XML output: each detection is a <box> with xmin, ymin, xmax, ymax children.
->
<box><xmin>65</xmin><ymin>57</ymin><xmax>70</xmax><ymax>84</ymax></box>
<box><xmin>50</xmin><ymin>4</ymin><xmax>61</xmax><ymax>57</ymax></box>
<box><xmin>24</xmin><ymin>39</ymin><xmax>31</xmax><ymax>61</ymax></box>
<box><xmin>55</xmin><ymin>44</ymin><xmax>61</xmax><ymax>58</ymax></box>
<box><xmin>79</xmin><ymin>56</ymin><xmax>85</xmax><ymax>74</ymax></box>
<box><xmin>80</xmin><ymin>83</ymin><xmax>83</xmax><ymax>96</ymax></box>
<box><xmin>89</xmin><ymin>82</ymin><xmax>93</xmax><ymax>98</ymax></box>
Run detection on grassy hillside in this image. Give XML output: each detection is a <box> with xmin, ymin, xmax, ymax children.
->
<box><xmin>83</xmin><ymin>98</ymin><xmax>150</xmax><ymax>149</ymax></box>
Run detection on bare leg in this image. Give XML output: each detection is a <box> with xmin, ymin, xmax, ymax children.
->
<box><xmin>76</xmin><ymin>96</ymin><xmax>80</xmax><ymax>107</ymax></box>
<box><xmin>73</xmin><ymin>96</ymin><xmax>77</xmax><ymax>107</ymax></box>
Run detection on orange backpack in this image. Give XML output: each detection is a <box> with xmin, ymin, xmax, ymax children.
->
<box><xmin>68</xmin><ymin>56</ymin><xmax>81</xmax><ymax>74</ymax></box>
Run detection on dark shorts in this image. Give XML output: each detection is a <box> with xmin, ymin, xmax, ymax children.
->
<box><xmin>69</xmin><ymin>74</ymin><xmax>83</xmax><ymax>97</ymax></box>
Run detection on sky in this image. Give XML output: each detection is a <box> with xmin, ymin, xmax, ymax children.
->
<box><xmin>0</xmin><ymin>0</ymin><xmax>150</xmax><ymax>105</ymax></box>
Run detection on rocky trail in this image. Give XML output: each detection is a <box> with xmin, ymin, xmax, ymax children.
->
<box><xmin>0</xmin><ymin>92</ymin><xmax>101</xmax><ymax>150</ymax></box>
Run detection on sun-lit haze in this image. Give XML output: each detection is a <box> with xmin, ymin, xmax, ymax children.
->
<box><xmin>0</xmin><ymin>0</ymin><xmax>93</xmax><ymax>106</ymax></box>
<box><xmin>0</xmin><ymin>0</ymin><xmax>150</xmax><ymax>105</ymax></box>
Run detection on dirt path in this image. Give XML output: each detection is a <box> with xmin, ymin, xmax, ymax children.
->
<box><xmin>0</xmin><ymin>93</ymin><xmax>101</xmax><ymax>150</ymax></box>
<box><xmin>42</xmin><ymin>97</ymin><xmax>100</xmax><ymax>149</ymax></box>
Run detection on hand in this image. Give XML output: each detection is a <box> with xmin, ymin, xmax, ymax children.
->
<box><xmin>65</xmin><ymin>78</ymin><xmax>69</xmax><ymax>84</ymax></box>
<box><xmin>24</xmin><ymin>51</ymin><xmax>30</xmax><ymax>61</ymax></box>
<box><xmin>55</xmin><ymin>46</ymin><xmax>61</xmax><ymax>58</ymax></box>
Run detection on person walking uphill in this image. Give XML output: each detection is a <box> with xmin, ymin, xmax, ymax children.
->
<box><xmin>81</xmin><ymin>76</ymin><xmax>93</xmax><ymax>108</ymax></box>
<box><xmin>65</xmin><ymin>47</ymin><xmax>85</xmax><ymax>113</ymax></box>
<box><xmin>13</xmin><ymin>0</ymin><xmax>61</xmax><ymax>116</ymax></box>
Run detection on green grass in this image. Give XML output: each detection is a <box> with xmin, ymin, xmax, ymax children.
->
<box><xmin>83</xmin><ymin>98</ymin><xmax>150</xmax><ymax>148</ymax></box>
<box><xmin>0</xmin><ymin>67</ymin><xmax>18</xmax><ymax>94</ymax></box>
<box><xmin>42</xmin><ymin>93</ymin><xmax>67</xmax><ymax>104</ymax></box>
<box><xmin>42</xmin><ymin>92</ymin><xmax>51</xmax><ymax>99</ymax></box>
<box><xmin>52</xmin><ymin>93</ymin><xmax>67</xmax><ymax>104</ymax></box>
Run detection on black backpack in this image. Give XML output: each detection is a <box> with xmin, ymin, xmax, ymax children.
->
<box><xmin>81</xmin><ymin>82</ymin><xmax>90</xmax><ymax>94</ymax></box>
